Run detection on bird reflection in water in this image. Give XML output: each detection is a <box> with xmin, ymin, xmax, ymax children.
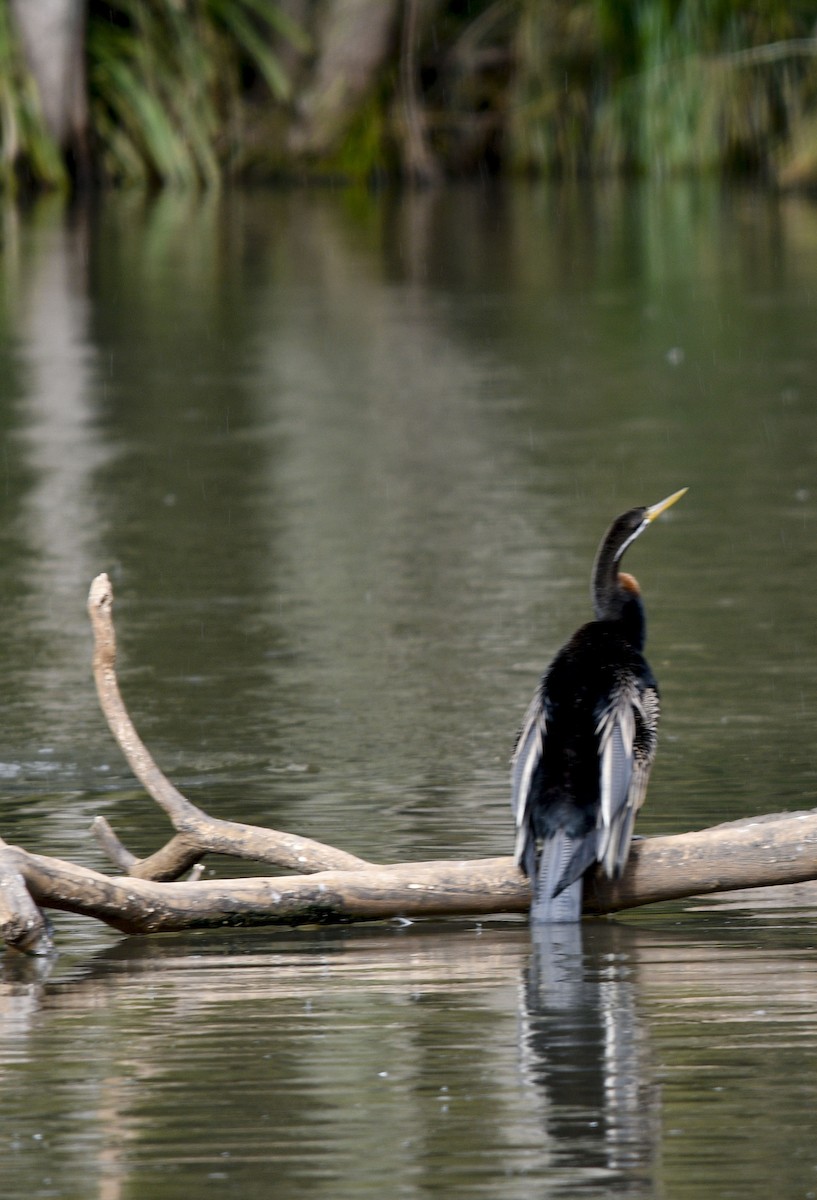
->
<box><xmin>519</xmin><ymin>923</ymin><xmax>660</xmax><ymax>1195</ymax></box>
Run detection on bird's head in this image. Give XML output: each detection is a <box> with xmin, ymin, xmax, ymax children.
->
<box><xmin>591</xmin><ymin>488</ymin><xmax>687</xmax><ymax>627</ymax></box>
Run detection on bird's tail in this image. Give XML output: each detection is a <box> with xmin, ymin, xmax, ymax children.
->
<box><xmin>530</xmin><ymin>830</ymin><xmax>594</xmax><ymax>924</ymax></box>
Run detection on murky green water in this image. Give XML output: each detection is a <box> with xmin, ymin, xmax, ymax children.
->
<box><xmin>2</xmin><ymin>181</ymin><xmax>817</xmax><ymax>1197</ymax></box>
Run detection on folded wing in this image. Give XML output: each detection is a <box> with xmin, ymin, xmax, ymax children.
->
<box><xmin>510</xmin><ymin>691</ymin><xmax>547</xmax><ymax>882</ymax></box>
<box><xmin>595</xmin><ymin>678</ymin><xmax>659</xmax><ymax>878</ymax></box>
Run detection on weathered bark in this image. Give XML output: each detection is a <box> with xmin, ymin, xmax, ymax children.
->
<box><xmin>2</xmin><ymin>571</ymin><xmax>817</xmax><ymax>956</ymax></box>
<box><xmin>5</xmin><ymin>809</ymin><xmax>817</xmax><ymax>954</ymax></box>
<box><xmin>7</xmin><ymin>848</ymin><xmax>525</xmax><ymax>937</ymax></box>
<box><xmin>0</xmin><ymin>843</ymin><xmax>53</xmax><ymax>955</ymax></box>
<box><xmin>585</xmin><ymin>809</ymin><xmax>817</xmax><ymax>911</ymax></box>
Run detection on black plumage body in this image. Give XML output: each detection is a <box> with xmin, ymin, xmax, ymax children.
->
<box><xmin>511</xmin><ymin>491</ymin><xmax>685</xmax><ymax>923</ymax></box>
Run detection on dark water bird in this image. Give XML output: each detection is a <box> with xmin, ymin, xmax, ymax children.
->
<box><xmin>511</xmin><ymin>488</ymin><xmax>687</xmax><ymax>923</ymax></box>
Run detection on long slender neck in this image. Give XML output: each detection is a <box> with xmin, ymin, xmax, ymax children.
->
<box><xmin>591</xmin><ymin>516</ymin><xmax>648</xmax><ymax>650</ymax></box>
<box><xmin>591</xmin><ymin>533</ymin><xmax>623</xmax><ymax>621</ymax></box>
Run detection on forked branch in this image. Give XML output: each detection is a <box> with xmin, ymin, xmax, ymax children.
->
<box><xmin>87</xmin><ymin>573</ymin><xmax>372</xmax><ymax>880</ymax></box>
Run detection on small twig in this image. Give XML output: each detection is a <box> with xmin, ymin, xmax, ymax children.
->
<box><xmin>91</xmin><ymin>816</ymin><xmax>138</xmax><ymax>871</ymax></box>
<box><xmin>448</xmin><ymin>0</ymin><xmax>513</xmax><ymax>67</ymax></box>
<box><xmin>91</xmin><ymin>818</ymin><xmax>201</xmax><ymax>881</ymax></box>
<box><xmin>87</xmin><ymin>574</ymin><xmax>373</xmax><ymax>879</ymax></box>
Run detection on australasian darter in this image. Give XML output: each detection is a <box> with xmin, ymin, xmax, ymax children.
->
<box><xmin>511</xmin><ymin>489</ymin><xmax>687</xmax><ymax>922</ymax></box>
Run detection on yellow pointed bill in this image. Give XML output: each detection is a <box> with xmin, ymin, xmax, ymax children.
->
<box><xmin>646</xmin><ymin>487</ymin><xmax>688</xmax><ymax>523</ymax></box>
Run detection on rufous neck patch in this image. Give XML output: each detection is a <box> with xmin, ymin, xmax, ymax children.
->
<box><xmin>618</xmin><ymin>571</ymin><xmax>641</xmax><ymax>595</ymax></box>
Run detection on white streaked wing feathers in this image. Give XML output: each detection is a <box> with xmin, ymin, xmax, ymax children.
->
<box><xmin>510</xmin><ymin>693</ymin><xmax>546</xmax><ymax>866</ymax></box>
<box><xmin>595</xmin><ymin>681</ymin><xmax>659</xmax><ymax>877</ymax></box>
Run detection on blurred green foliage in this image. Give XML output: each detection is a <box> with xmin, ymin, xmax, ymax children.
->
<box><xmin>87</xmin><ymin>0</ymin><xmax>308</xmax><ymax>186</ymax></box>
<box><xmin>508</xmin><ymin>0</ymin><xmax>817</xmax><ymax>176</ymax></box>
<box><xmin>4</xmin><ymin>0</ymin><xmax>817</xmax><ymax>188</ymax></box>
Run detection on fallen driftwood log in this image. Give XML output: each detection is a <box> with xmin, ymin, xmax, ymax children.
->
<box><xmin>2</xmin><ymin>573</ymin><xmax>817</xmax><ymax>956</ymax></box>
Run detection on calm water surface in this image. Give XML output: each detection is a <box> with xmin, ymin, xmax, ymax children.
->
<box><xmin>2</xmin><ymin>181</ymin><xmax>817</xmax><ymax>1197</ymax></box>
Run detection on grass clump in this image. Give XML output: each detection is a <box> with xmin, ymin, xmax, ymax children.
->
<box><xmin>87</xmin><ymin>0</ymin><xmax>308</xmax><ymax>187</ymax></box>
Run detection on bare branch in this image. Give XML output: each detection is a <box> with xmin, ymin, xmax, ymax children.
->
<box><xmin>0</xmin><ymin>806</ymin><xmax>815</xmax><ymax>950</ymax></box>
<box><xmin>87</xmin><ymin>574</ymin><xmax>198</xmax><ymax>828</ymax></box>
<box><xmin>87</xmin><ymin>573</ymin><xmax>373</xmax><ymax>879</ymax></box>
<box><xmin>587</xmin><ymin>808</ymin><xmax>817</xmax><ymax>913</ymax></box>
<box><xmin>11</xmin><ymin>848</ymin><xmax>525</xmax><ymax>935</ymax></box>
<box><xmin>91</xmin><ymin>818</ymin><xmax>207</xmax><ymax>881</ymax></box>
<box><xmin>90</xmin><ymin>816</ymin><xmax>138</xmax><ymax>871</ymax></box>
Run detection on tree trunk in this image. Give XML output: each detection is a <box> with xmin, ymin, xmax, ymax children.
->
<box><xmin>9</xmin><ymin>0</ymin><xmax>88</xmax><ymax>153</ymax></box>
<box><xmin>288</xmin><ymin>0</ymin><xmax>400</xmax><ymax>159</ymax></box>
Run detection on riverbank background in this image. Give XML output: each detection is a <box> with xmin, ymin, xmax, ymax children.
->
<box><xmin>7</xmin><ymin>0</ymin><xmax>817</xmax><ymax>192</ymax></box>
